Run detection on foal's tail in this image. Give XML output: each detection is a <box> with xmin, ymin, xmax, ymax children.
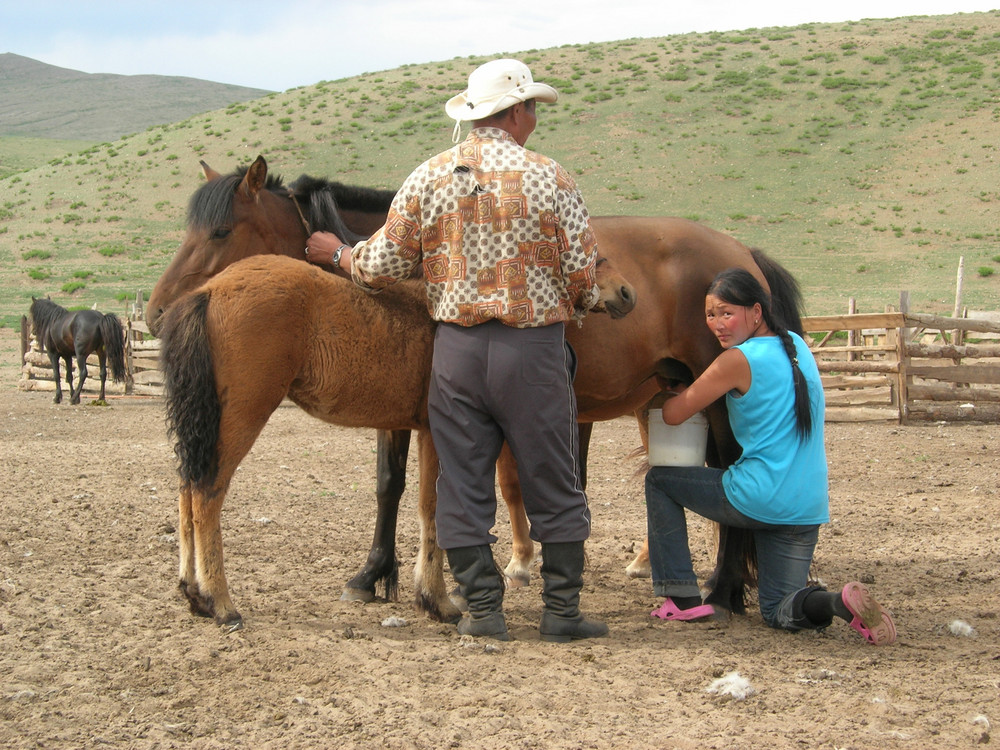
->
<box><xmin>99</xmin><ymin>313</ymin><xmax>127</xmax><ymax>382</ymax></box>
<box><xmin>750</xmin><ymin>247</ymin><xmax>805</xmax><ymax>335</ymax></box>
<box><xmin>159</xmin><ymin>291</ymin><xmax>220</xmax><ymax>487</ymax></box>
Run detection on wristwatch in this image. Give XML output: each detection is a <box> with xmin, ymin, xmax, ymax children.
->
<box><xmin>331</xmin><ymin>243</ymin><xmax>349</xmax><ymax>269</ymax></box>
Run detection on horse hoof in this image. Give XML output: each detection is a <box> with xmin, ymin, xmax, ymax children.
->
<box><xmin>341</xmin><ymin>588</ymin><xmax>376</xmax><ymax>603</ymax></box>
<box><xmin>421</xmin><ymin>592</ymin><xmax>462</xmax><ymax>624</ymax></box>
<box><xmin>504</xmin><ymin>572</ymin><xmax>531</xmax><ymax>588</ymax></box>
<box><xmin>625</xmin><ymin>562</ymin><xmax>651</xmax><ymax>579</ymax></box>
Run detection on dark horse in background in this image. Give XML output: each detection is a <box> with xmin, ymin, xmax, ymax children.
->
<box><xmin>148</xmin><ymin>156</ymin><xmax>804</xmax><ymax>628</ymax></box>
<box><xmin>29</xmin><ymin>297</ymin><xmax>127</xmax><ymax>405</ymax></box>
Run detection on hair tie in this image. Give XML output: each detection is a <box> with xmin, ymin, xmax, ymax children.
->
<box><xmin>792</xmin><ymin>356</ymin><xmax>799</xmax><ymax>367</ymax></box>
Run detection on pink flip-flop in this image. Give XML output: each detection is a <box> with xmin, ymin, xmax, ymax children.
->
<box><xmin>651</xmin><ymin>597</ymin><xmax>716</xmax><ymax>622</ymax></box>
<box><xmin>841</xmin><ymin>582</ymin><xmax>897</xmax><ymax>646</ymax></box>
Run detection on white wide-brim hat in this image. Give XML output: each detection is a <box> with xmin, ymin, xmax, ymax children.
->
<box><xmin>445</xmin><ymin>58</ymin><xmax>558</xmax><ymax>122</ymax></box>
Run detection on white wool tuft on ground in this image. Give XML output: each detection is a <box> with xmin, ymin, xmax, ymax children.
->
<box><xmin>706</xmin><ymin>671</ymin><xmax>756</xmax><ymax>701</ymax></box>
<box><xmin>948</xmin><ymin>619</ymin><xmax>975</xmax><ymax>637</ymax></box>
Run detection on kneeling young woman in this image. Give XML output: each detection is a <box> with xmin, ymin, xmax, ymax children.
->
<box><xmin>645</xmin><ymin>268</ymin><xmax>895</xmax><ymax>645</ymax></box>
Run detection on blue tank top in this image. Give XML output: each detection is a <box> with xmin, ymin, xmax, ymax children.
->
<box><xmin>721</xmin><ymin>332</ymin><xmax>830</xmax><ymax>525</ymax></box>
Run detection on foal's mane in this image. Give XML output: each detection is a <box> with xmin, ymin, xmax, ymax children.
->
<box><xmin>29</xmin><ymin>297</ymin><xmax>68</xmax><ymax>339</ymax></box>
<box><xmin>186</xmin><ymin>165</ymin><xmax>395</xmax><ymax>246</ymax></box>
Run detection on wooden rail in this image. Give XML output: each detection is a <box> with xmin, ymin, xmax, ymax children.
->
<box><xmin>803</xmin><ymin>310</ymin><xmax>1000</xmax><ymax>423</ymax></box>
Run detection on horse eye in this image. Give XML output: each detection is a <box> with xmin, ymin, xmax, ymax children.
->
<box><xmin>211</xmin><ymin>227</ymin><xmax>232</xmax><ymax>240</ymax></box>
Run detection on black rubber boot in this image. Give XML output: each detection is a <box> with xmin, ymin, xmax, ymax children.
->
<box><xmin>446</xmin><ymin>545</ymin><xmax>510</xmax><ymax>641</ymax></box>
<box><xmin>539</xmin><ymin>541</ymin><xmax>609</xmax><ymax>643</ymax></box>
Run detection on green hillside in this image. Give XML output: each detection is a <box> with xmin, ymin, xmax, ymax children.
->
<box><xmin>2</xmin><ymin>11</ymin><xmax>999</xmax><ymax>329</ymax></box>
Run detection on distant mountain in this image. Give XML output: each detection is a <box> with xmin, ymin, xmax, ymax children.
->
<box><xmin>0</xmin><ymin>53</ymin><xmax>273</xmax><ymax>142</ymax></box>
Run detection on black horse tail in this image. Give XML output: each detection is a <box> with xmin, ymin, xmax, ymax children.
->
<box><xmin>750</xmin><ymin>247</ymin><xmax>804</xmax><ymax>335</ymax></box>
<box><xmin>704</xmin><ymin>525</ymin><xmax>758</xmax><ymax>615</ymax></box>
<box><xmin>100</xmin><ymin>313</ymin><xmax>127</xmax><ymax>383</ymax></box>
<box><xmin>159</xmin><ymin>291</ymin><xmax>220</xmax><ymax>488</ymax></box>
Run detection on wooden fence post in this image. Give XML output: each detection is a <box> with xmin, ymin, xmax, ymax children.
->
<box><xmin>953</xmin><ymin>257</ymin><xmax>965</xmax><ymax>347</ymax></box>
<box><xmin>847</xmin><ymin>298</ymin><xmax>857</xmax><ymax>361</ymax></box>
<box><xmin>894</xmin><ymin>316</ymin><xmax>909</xmax><ymax>424</ymax></box>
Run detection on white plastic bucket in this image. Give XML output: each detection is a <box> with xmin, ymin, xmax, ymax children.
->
<box><xmin>647</xmin><ymin>409</ymin><xmax>709</xmax><ymax>467</ymax></box>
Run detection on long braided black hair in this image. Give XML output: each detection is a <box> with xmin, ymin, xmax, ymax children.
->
<box><xmin>708</xmin><ymin>268</ymin><xmax>813</xmax><ymax>438</ymax></box>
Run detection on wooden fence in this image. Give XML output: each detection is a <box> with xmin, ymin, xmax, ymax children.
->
<box><xmin>804</xmin><ymin>307</ymin><xmax>1000</xmax><ymax>423</ymax></box>
<box><xmin>19</xmin><ymin>298</ymin><xmax>1000</xmax><ymax>423</ymax></box>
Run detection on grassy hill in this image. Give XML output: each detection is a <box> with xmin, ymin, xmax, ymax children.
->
<box><xmin>1</xmin><ymin>11</ymin><xmax>998</xmax><ymax>330</ymax></box>
<box><xmin>0</xmin><ymin>53</ymin><xmax>272</xmax><ymax>172</ymax></box>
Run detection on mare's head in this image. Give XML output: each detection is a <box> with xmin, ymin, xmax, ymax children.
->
<box><xmin>146</xmin><ymin>155</ymin><xmax>395</xmax><ymax>334</ymax></box>
<box><xmin>146</xmin><ymin>156</ymin><xmax>301</xmax><ymax>333</ymax></box>
<box><xmin>591</xmin><ymin>255</ymin><xmax>636</xmax><ymax>319</ymax></box>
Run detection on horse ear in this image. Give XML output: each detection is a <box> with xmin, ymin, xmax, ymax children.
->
<box><xmin>239</xmin><ymin>155</ymin><xmax>268</xmax><ymax>199</ymax></box>
<box><xmin>200</xmin><ymin>160</ymin><xmax>222</xmax><ymax>181</ymax></box>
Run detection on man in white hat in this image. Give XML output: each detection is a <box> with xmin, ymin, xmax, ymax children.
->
<box><xmin>306</xmin><ymin>58</ymin><xmax>607</xmax><ymax>642</ymax></box>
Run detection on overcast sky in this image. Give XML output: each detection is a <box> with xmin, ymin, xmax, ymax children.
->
<box><xmin>3</xmin><ymin>0</ymin><xmax>997</xmax><ymax>91</ymax></box>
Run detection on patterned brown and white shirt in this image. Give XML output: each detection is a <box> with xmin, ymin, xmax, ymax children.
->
<box><xmin>351</xmin><ymin>127</ymin><xmax>600</xmax><ymax>328</ymax></box>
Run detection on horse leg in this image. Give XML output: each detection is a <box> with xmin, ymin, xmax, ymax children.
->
<box><xmin>342</xmin><ymin>428</ymin><xmax>408</xmax><ymax>603</ymax></box>
<box><xmin>497</xmin><ymin>442</ymin><xmax>535</xmax><ymax>586</ymax></box>
<box><xmin>177</xmin><ymin>482</ymin><xmax>200</xmax><ymax>613</ymax></box>
<box><xmin>70</xmin><ymin>351</ymin><xmax>88</xmax><ymax>404</ymax></box>
<box><xmin>63</xmin><ymin>356</ymin><xmax>74</xmax><ymax>403</ymax></box>
<box><xmin>622</xmin><ymin>411</ymin><xmax>653</xmax><ymax>577</ymax></box>
<box><xmin>497</xmin><ymin>422</ymin><xmax>595</xmax><ymax>586</ymax></box>
<box><xmin>96</xmin><ymin>349</ymin><xmax>108</xmax><ymax>402</ymax></box>
<box><xmin>182</xmin><ymin>404</ymin><xmax>279</xmax><ymax>629</ymax></box>
<box><xmin>412</xmin><ymin>429</ymin><xmax>461</xmax><ymax>623</ymax></box>
<box><xmin>625</xmin><ymin>539</ymin><xmax>651</xmax><ymax>579</ymax></box>
<box><xmin>186</xmin><ymin>479</ymin><xmax>243</xmax><ymax>629</ymax></box>
<box><xmin>47</xmin><ymin>351</ymin><xmax>63</xmax><ymax>404</ymax></box>
<box><xmin>184</xmin><ymin>384</ymin><xmax>287</xmax><ymax>629</ymax></box>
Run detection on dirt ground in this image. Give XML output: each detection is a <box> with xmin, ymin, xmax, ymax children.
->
<box><xmin>1</xmin><ymin>326</ymin><xmax>998</xmax><ymax>750</ymax></box>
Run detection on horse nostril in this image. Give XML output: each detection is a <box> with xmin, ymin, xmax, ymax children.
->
<box><xmin>620</xmin><ymin>286</ymin><xmax>633</xmax><ymax>303</ymax></box>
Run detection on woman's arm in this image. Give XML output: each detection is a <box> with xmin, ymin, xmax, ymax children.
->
<box><xmin>659</xmin><ymin>348</ymin><xmax>751</xmax><ymax>425</ymax></box>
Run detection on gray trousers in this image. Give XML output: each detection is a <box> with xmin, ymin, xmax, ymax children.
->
<box><xmin>429</xmin><ymin>320</ymin><xmax>592</xmax><ymax>549</ymax></box>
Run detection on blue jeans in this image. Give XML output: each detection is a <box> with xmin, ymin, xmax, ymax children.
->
<box><xmin>645</xmin><ymin>466</ymin><xmax>820</xmax><ymax>630</ymax></box>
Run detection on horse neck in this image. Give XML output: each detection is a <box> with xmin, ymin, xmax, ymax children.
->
<box><xmin>31</xmin><ymin>301</ymin><xmax>65</xmax><ymax>338</ymax></box>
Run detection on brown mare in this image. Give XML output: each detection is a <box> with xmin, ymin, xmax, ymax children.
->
<box><xmin>151</xmin><ymin>157</ymin><xmax>803</xmax><ymax>628</ymax></box>
<box><xmin>153</xmin><ymin>158</ymin><xmax>636</xmax><ymax>629</ymax></box>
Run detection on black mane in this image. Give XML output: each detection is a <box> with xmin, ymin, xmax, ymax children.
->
<box><xmin>291</xmin><ymin>175</ymin><xmax>395</xmax><ymax>244</ymax></box>
<box><xmin>186</xmin><ymin>166</ymin><xmax>286</xmax><ymax>231</ymax></box>
<box><xmin>29</xmin><ymin>297</ymin><xmax>69</xmax><ymax>341</ymax></box>
<box><xmin>186</xmin><ymin>163</ymin><xmax>395</xmax><ymax>246</ymax></box>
